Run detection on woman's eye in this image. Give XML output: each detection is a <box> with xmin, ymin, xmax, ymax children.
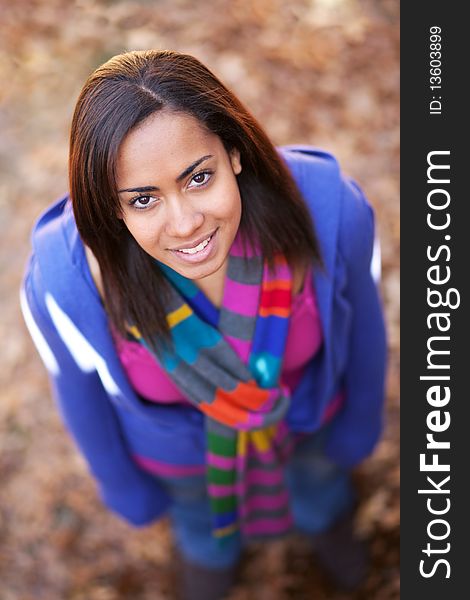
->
<box><xmin>129</xmin><ymin>195</ymin><xmax>158</xmax><ymax>210</ymax></box>
<box><xmin>189</xmin><ymin>170</ymin><xmax>212</xmax><ymax>188</ymax></box>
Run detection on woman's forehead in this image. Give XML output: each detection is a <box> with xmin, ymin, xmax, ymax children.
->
<box><xmin>116</xmin><ymin>111</ymin><xmax>223</xmax><ymax>185</ymax></box>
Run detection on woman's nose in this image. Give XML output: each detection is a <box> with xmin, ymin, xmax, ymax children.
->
<box><xmin>164</xmin><ymin>197</ymin><xmax>204</xmax><ymax>238</ymax></box>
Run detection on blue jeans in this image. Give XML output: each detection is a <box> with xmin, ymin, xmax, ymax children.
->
<box><xmin>160</xmin><ymin>428</ymin><xmax>354</xmax><ymax>568</ymax></box>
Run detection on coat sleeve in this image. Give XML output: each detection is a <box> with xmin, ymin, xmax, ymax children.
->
<box><xmin>20</xmin><ymin>255</ymin><xmax>171</xmax><ymax>526</ymax></box>
<box><xmin>324</xmin><ymin>177</ymin><xmax>388</xmax><ymax>467</ymax></box>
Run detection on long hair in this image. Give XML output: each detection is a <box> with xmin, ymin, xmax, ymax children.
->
<box><xmin>69</xmin><ymin>50</ymin><xmax>322</xmax><ymax>345</ymax></box>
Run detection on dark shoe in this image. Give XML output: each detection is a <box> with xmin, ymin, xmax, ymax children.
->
<box><xmin>179</xmin><ymin>557</ymin><xmax>238</xmax><ymax>600</ymax></box>
<box><xmin>309</xmin><ymin>510</ymin><xmax>369</xmax><ymax>590</ymax></box>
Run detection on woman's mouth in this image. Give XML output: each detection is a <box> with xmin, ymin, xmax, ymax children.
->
<box><xmin>170</xmin><ymin>229</ymin><xmax>218</xmax><ymax>264</ymax></box>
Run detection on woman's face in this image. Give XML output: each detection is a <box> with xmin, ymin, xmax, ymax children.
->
<box><xmin>116</xmin><ymin>110</ymin><xmax>242</xmax><ymax>286</ymax></box>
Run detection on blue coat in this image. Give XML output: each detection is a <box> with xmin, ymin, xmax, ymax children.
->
<box><xmin>21</xmin><ymin>147</ymin><xmax>387</xmax><ymax>526</ymax></box>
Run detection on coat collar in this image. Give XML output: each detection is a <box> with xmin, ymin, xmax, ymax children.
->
<box><xmin>279</xmin><ymin>146</ymin><xmax>342</xmax><ymax>343</ymax></box>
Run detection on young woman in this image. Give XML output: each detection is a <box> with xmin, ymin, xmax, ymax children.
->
<box><xmin>21</xmin><ymin>50</ymin><xmax>387</xmax><ymax>599</ymax></box>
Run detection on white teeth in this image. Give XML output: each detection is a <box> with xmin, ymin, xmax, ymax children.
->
<box><xmin>178</xmin><ymin>235</ymin><xmax>211</xmax><ymax>254</ymax></box>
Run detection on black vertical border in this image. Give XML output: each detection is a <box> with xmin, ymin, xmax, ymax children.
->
<box><xmin>401</xmin><ymin>4</ymin><xmax>467</xmax><ymax>598</ymax></box>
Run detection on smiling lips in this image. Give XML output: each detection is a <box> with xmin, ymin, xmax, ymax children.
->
<box><xmin>177</xmin><ymin>234</ymin><xmax>213</xmax><ymax>254</ymax></box>
<box><xmin>170</xmin><ymin>229</ymin><xmax>217</xmax><ymax>262</ymax></box>
<box><xmin>173</xmin><ymin>231</ymin><xmax>215</xmax><ymax>254</ymax></box>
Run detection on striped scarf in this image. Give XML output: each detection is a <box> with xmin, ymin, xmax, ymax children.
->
<box><xmin>131</xmin><ymin>233</ymin><xmax>294</xmax><ymax>540</ymax></box>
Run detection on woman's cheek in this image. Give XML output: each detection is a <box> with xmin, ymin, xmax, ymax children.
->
<box><xmin>126</xmin><ymin>218</ymin><xmax>160</xmax><ymax>250</ymax></box>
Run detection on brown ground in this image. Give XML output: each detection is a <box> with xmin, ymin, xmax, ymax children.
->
<box><xmin>0</xmin><ymin>1</ymin><xmax>399</xmax><ymax>598</ymax></box>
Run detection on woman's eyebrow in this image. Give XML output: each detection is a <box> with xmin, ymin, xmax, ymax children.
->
<box><xmin>118</xmin><ymin>155</ymin><xmax>214</xmax><ymax>193</ymax></box>
<box><xmin>175</xmin><ymin>154</ymin><xmax>213</xmax><ymax>182</ymax></box>
<box><xmin>118</xmin><ymin>185</ymin><xmax>159</xmax><ymax>193</ymax></box>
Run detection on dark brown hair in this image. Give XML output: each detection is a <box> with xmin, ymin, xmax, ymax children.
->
<box><xmin>69</xmin><ymin>49</ymin><xmax>321</xmax><ymax>346</ymax></box>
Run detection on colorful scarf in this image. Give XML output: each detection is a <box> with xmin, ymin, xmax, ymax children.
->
<box><xmin>130</xmin><ymin>233</ymin><xmax>294</xmax><ymax>540</ymax></box>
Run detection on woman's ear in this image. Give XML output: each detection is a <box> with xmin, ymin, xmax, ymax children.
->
<box><xmin>229</xmin><ymin>148</ymin><xmax>242</xmax><ymax>175</ymax></box>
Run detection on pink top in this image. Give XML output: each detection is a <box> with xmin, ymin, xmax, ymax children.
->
<box><xmin>113</xmin><ymin>274</ymin><xmax>324</xmax><ymax>403</ymax></box>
